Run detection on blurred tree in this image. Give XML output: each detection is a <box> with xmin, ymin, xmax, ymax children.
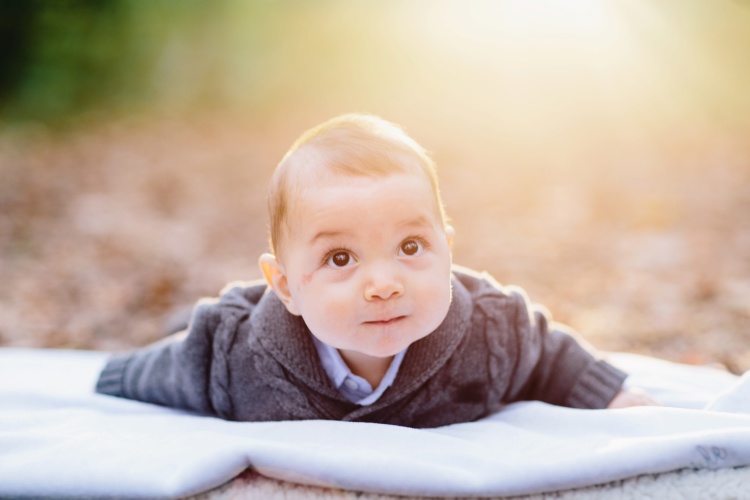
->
<box><xmin>0</xmin><ymin>0</ymin><xmax>241</xmax><ymax>123</ymax></box>
<box><xmin>0</xmin><ymin>1</ymin><xmax>35</xmax><ymax>103</ymax></box>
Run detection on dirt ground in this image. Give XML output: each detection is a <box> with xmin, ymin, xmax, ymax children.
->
<box><xmin>1</xmin><ymin>114</ymin><xmax>749</xmax><ymax>374</ymax></box>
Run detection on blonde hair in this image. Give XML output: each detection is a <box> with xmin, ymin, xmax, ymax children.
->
<box><xmin>267</xmin><ymin>113</ymin><xmax>447</xmax><ymax>257</ymax></box>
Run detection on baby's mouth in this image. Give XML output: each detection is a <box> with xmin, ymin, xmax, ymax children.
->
<box><xmin>364</xmin><ymin>316</ymin><xmax>406</xmax><ymax>326</ymax></box>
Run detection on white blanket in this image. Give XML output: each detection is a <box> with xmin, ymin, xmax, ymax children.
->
<box><xmin>1</xmin><ymin>348</ymin><xmax>749</xmax><ymax>499</ymax></box>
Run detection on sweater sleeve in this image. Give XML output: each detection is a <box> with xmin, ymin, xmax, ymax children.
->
<box><xmin>95</xmin><ymin>300</ymin><xmax>243</xmax><ymax>418</ymax></box>
<box><xmin>495</xmin><ymin>289</ymin><xmax>626</xmax><ymax>409</ymax></box>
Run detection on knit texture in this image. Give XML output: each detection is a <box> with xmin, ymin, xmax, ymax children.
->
<box><xmin>96</xmin><ymin>267</ymin><xmax>626</xmax><ymax>427</ymax></box>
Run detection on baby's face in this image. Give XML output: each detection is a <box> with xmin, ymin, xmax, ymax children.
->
<box><xmin>277</xmin><ymin>170</ymin><xmax>453</xmax><ymax>359</ymax></box>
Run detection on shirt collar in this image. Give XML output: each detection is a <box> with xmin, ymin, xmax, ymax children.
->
<box><xmin>312</xmin><ymin>337</ymin><xmax>350</xmax><ymax>389</ymax></box>
<box><xmin>311</xmin><ymin>336</ymin><xmax>407</xmax><ymax>405</ymax></box>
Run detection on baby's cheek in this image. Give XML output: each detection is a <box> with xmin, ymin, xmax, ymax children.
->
<box><xmin>424</xmin><ymin>277</ymin><xmax>452</xmax><ymax>322</ymax></box>
<box><xmin>322</xmin><ymin>298</ymin><xmax>351</xmax><ymax>322</ymax></box>
<box><xmin>302</xmin><ymin>282</ymin><xmax>358</xmax><ymax>327</ymax></box>
<box><xmin>304</xmin><ymin>293</ymin><xmax>349</xmax><ymax>329</ymax></box>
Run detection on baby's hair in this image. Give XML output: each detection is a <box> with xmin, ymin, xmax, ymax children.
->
<box><xmin>266</xmin><ymin>113</ymin><xmax>447</xmax><ymax>258</ymax></box>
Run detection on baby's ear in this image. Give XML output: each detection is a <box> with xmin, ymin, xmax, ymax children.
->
<box><xmin>258</xmin><ymin>253</ymin><xmax>301</xmax><ymax>316</ymax></box>
<box><xmin>445</xmin><ymin>225</ymin><xmax>455</xmax><ymax>249</ymax></box>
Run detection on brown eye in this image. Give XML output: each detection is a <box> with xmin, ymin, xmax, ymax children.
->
<box><xmin>327</xmin><ymin>251</ymin><xmax>351</xmax><ymax>267</ymax></box>
<box><xmin>400</xmin><ymin>240</ymin><xmax>421</xmax><ymax>256</ymax></box>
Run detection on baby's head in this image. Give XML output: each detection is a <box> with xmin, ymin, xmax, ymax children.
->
<box><xmin>259</xmin><ymin>114</ymin><xmax>454</xmax><ymax>360</ymax></box>
<box><xmin>267</xmin><ymin>114</ymin><xmax>448</xmax><ymax>258</ymax></box>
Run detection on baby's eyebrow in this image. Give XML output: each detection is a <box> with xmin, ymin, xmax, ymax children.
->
<box><xmin>309</xmin><ymin>230</ymin><xmax>351</xmax><ymax>245</ymax></box>
<box><xmin>308</xmin><ymin>216</ymin><xmax>435</xmax><ymax>245</ymax></box>
<box><xmin>397</xmin><ymin>215</ymin><xmax>434</xmax><ymax>229</ymax></box>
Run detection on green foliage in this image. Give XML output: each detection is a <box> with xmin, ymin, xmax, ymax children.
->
<box><xmin>0</xmin><ymin>0</ymin><xmax>283</xmax><ymax>123</ymax></box>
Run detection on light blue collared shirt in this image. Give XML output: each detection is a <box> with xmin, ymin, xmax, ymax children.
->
<box><xmin>311</xmin><ymin>336</ymin><xmax>406</xmax><ymax>406</ymax></box>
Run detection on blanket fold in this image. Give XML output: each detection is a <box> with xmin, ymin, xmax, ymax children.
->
<box><xmin>0</xmin><ymin>348</ymin><xmax>748</xmax><ymax>499</ymax></box>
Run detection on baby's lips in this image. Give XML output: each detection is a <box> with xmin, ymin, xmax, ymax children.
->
<box><xmin>364</xmin><ymin>315</ymin><xmax>406</xmax><ymax>325</ymax></box>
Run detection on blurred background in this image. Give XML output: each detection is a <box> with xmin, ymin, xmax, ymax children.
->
<box><xmin>1</xmin><ymin>0</ymin><xmax>749</xmax><ymax>371</ymax></box>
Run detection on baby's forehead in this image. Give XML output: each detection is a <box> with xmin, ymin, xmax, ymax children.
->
<box><xmin>286</xmin><ymin>169</ymin><xmax>443</xmax><ymax>239</ymax></box>
<box><xmin>284</xmin><ymin>145</ymin><xmax>424</xmax><ymax>190</ymax></box>
<box><xmin>295</xmin><ymin>168</ymin><xmax>430</xmax><ymax>201</ymax></box>
<box><xmin>271</xmin><ymin>137</ymin><xmax>445</xmax><ymax>257</ymax></box>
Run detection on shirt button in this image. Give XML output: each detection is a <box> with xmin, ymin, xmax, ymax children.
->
<box><xmin>344</xmin><ymin>379</ymin><xmax>359</xmax><ymax>391</ymax></box>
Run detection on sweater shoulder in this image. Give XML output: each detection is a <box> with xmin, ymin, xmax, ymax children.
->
<box><xmin>452</xmin><ymin>265</ymin><xmax>549</xmax><ymax>346</ymax></box>
<box><xmin>191</xmin><ymin>279</ymin><xmax>269</xmax><ymax>323</ymax></box>
<box><xmin>181</xmin><ymin>279</ymin><xmax>270</xmax><ymax>362</ymax></box>
<box><xmin>452</xmin><ymin>265</ymin><xmax>531</xmax><ymax>313</ymax></box>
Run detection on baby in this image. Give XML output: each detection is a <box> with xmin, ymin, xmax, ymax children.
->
<box><xmin>96</xmin><ymin>113</ymin><xmax>653</xmax><ymax>427</ymax></box>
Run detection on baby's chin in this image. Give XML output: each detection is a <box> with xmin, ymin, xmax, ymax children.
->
<box><xmin>366</xmin><ymin>322</ymin><xmax>446</xmax><ymax>357</ymax></box>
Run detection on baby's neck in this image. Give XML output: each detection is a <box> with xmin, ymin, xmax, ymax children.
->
<box><xmin>338</xmin><ymin>349</ymin><xmax>394</xmax><ymax>389</ymax></box>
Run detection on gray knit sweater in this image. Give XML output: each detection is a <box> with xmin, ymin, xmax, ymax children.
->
<box><xmin>96</xmin><ymin>267</ymin><xmax>626</xmax><ymax>428</ymax></box>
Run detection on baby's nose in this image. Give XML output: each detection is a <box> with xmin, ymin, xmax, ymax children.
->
<box><xmin>365</xmin><ymin>282</ymin><xmax>404</xmax><ymax>301</ymax></box>
<box><xmin>364</xmin><ymin>268</ymin><xmax>404</xmax><ymax>301</ymax></box>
